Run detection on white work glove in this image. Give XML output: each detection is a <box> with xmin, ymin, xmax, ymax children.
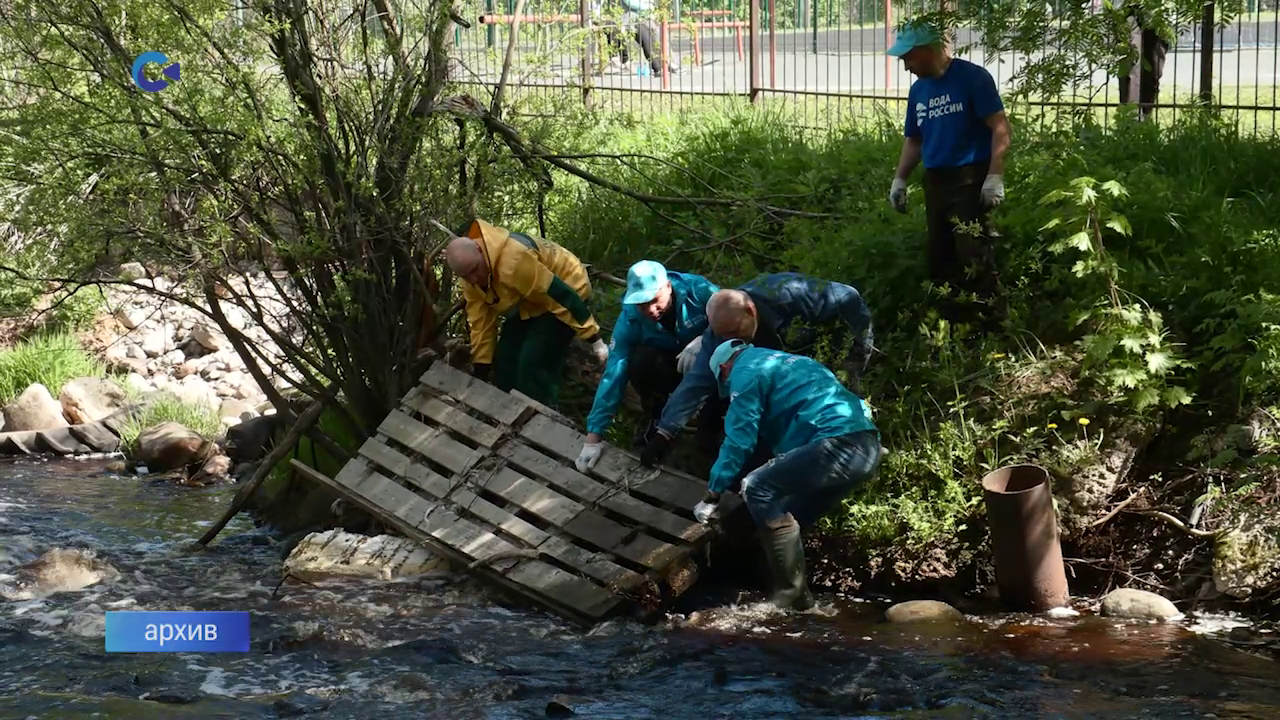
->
<box><xmin>575</xmin><ymin>443</ymin><xmax>602</xmax><ymax>473</ymax></box>
<box><xmin>590</xmin><ymin>337</ymin><xmax>609</xmax><ymax>365</ymax></box>
<box><xmin>981</xmin><ymin>174</ymin><xmax>1005</xmax><ymax>207</ymax></box>
<box><xmin>675</xmin><ymin>335</ymin><xmax>704</xmax><ymax>374</ymax></box>
<box><xmin>888</xmin><ymin>177</ymin><xmax>908</xmax><ymax>214</ymax></box>
<box><xmin>693</xmin><ymin>496</ymin><xmax>720</xmax><ymax>524</ymax></box>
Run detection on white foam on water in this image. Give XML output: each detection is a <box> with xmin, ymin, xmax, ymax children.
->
<box><xmin>1047</xmin><ymin>606</ymin><xmax>1081</xmax><ymax>618</ymax></box>
<box><xmin>198</xmin><ymin>666</ymin><xmax>235</xmax><ymax>696</ymax></box>
<box><xmin>1184</xmin><ymin>612</ymin><xmax>1253</xmax><ymax>635</ymax></box>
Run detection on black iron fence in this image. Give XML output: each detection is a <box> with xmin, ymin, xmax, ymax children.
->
<box><xmin>445</xmin><ymin>0</ymin><xmax>1280</xmax><ymax>134</ymax></box>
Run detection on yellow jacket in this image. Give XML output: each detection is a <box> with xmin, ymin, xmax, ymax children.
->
<box><xmin>459</xmin><ymin>219</ymin><xmax>600</xmax><ymax>365</ymax></box>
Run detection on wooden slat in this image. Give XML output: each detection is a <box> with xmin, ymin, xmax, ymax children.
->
<box><xmin>359</xmin><ymin>438</ymin><xmax>458</xmax><ymax>499</ymax></box>
<box><xmin>500</xmin><ymin>441</ymin><xmax>709</xmax><ymax>544</ymax></box>
<box><xmin>419</xmin><ymin>362</ymin><xmax>530</xmax><ymax>426</ymax></box>
<box><xmin>497</xmin><ymin>442</ymin><xmax>606</xmax><ymax>502</ymax></box>
<box><xmin>518</xmin><ymin>413</ymin><xmax>708</xmax><ymax>507</ymax></box>
<box><xmin>401</xmin><ymin>387</ymin><xmax>505</xmax><ymax>448</ymax></box>
<box><xmin>628</xmin><ymin>473</ymin><xmax>709</xmax><ymax>511</ymax></box>
<box><xmin>331</xmin><ymin>460</ymin><xmax>439</xmax><ymax>530</ymax></box>
<box><xmin>477</xmin><ymin>467</ymin><xmax>671</xmax><ymax>570</ymax></box>
<box><xmin>510</xmin><ymin>389</ymin><xmax>573</xmax><ymax>427</ymax></box>
<box><xmin>536</xmin><ymin>535</ymin><xmax>644</xmax><ymax>590</ymax></box>
<box><xmin>480</xmin><ymin>467</ymin><xmax>585</xmax><ymax>527</ymax></box>
<box><xmin>416</xmin><ymin>503</ymin><xmax>522</xmax><ymax>565</ymax></box>
<box><xmin>378</xmin><ymin>409</ymin><xmax>480</xmax><ymax>474</ymax></box>
<box><xmin>505</xmin><ymin>559</ymin><xmax>620</xmax><ymax>619</ymax></box>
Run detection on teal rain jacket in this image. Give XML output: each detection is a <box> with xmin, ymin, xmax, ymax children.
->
<box><xmin>586</xmin><ymin>271</ymin><xmax>720</xmax><ymax>436</ymax></box>
<box><xmin>708</xmin><ymin>346</ymin><xmax>878</xmax><ymax>494</ymax></box>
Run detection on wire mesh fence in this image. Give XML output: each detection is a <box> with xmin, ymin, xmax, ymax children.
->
<box><xmin>446</xmin><ymin>0</ymin><xmax>1280</xmax><ymax>134</ymax></box>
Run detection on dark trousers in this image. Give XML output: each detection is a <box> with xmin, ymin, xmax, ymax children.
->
<box><xmin>601</xmin><ymin>20</ymin><xmax>661</xmax><ymax>72</ymax></box>
<box><xmin>626</xmin><ymin>345</ymin><xmax>728</xmax><ymax>450</ymax></box>
<box><xmin>492</xmin><ymin>313</ymin><xmax>576</xmax><ymax>408</ymax></box>
<box><xmin>922</xmin><ymin>160</ymin><xmax>1007</xmax><ymax>327</ymax></box>
<box><xmin>741</xmin><ymin>430</ymin><xmax>882</xmax><ymax>528</ymax></box>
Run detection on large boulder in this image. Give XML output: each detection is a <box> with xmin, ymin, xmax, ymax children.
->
<box><xmin>884</xmin><ymin>599</ymin><xmax>965</xmax><ymax>623</ymax></box>
<box><xmin>133</xmin><ymin>421</ymin><xmax>215</xmax><ymax>472</ymax></box>
<box><xmin>3</xmin><ymin>383</ymin><xmax>69</xmax><ymax>432</ymax></box>
<box><xmin>59</xmin><ymin>376</ymin><xmax>129</xmax><ymax>425</ymax></box>
<box><xmin>1099</xmin><ymin>588</ymin><xmax>1183</xmax><ymax>621</ymax></box>
<box><xmin>4</xmin><ymin>547</ymin><xmax>120</xmax><ymax>601</ymax></box>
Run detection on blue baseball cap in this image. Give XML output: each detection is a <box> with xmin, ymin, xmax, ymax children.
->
<box><xmin>623</xmin><ymin>260</ymin><xmax>669</xmax><ymax>304</ymax></box>
<box><xmin>886</xmin><ymin>20</ymin><xmax>942</xmax><ymax>57</ymax></box>
<box><xmin>709</xmin><ymin>338</ymin><xmax>750</xmax><ymax>384</ymax></box>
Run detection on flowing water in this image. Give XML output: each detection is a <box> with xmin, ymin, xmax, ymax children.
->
<box><xmin>1</xmin><ymin>456</ymin><xmax>1278</xmax><ymax>719</ymax></box>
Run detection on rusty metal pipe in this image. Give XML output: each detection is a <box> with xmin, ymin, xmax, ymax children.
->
<box><xmin>981</xmin><ymin>464</ymin><xmax>1070</xmax><ymax>612</ymax></box>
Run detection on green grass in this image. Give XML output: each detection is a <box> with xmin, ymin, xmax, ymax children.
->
<box><xmin>115</xmin><ymin>389</ymin><xmax>224</xmax><ymax>453</ymax></box>
<box><xmin>522</xmin><ymin>96</ymin><xmax>1280</xmax><ymax>570</ymax></box>
<box><xmin>0</xmin><ymin>331</ymin><xmax>106</xmax><ymax>405</ymax></box>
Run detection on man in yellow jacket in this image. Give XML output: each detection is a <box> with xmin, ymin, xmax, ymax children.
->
<box><xmin>445</xmin><ymin>219</ymin><xmax>607</xmax><ymax>407</ymax></box>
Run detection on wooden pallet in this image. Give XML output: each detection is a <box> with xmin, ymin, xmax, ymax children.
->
<box><xmin>290</xmin><ymin>360</ymin><xmax>740</xmax><ymax>625</ymax></box>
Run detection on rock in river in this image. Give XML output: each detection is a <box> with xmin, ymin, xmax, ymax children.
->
<box><xmin>884</xmin><ymin>600</ymin><xmax>965</xmax><ymax>623</ymax></box>
<box><xmin>1100</xmin><ymin>588</ymin><xmax>1184</xmax><ymax>621</ymax></box>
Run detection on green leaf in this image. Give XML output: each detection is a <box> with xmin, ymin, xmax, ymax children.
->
<box><xmin>1100</xmin><ymin>179</ymin><xmax>1129</xmax><ymax>198</ymax></box>
<box><xmin>1146</xmin><ymin>350</ymin><xmax>1175</xmax><ymax>374</ymax></box>
<box><xmin>1162</xmin><ymin>386</ymin><xmax>1194</xmax><ymax>407</ymax></box>
<box><xmin>1104</xmin><ymin>214</ymin><xmax>1132</xmax><ymax>237</ymax></box>
<box><xmin>1120</xmin><ymin>336</ymin><xmax>1145</xmax><ymax>354</ymax></box>
<box><xmin>1132</xmin><ymin>386</ymin><xmax>1160</xmax><ymax>410</ymax></box>
<box><xmin>1066</xmin><ymin>231</ymin><xmax>1092</xmax><ymax>252</ymax></box>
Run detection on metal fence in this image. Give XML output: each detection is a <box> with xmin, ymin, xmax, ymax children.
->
<box><xmin>446</xmin><ymin>0</ymin><xmax>1280</xmax><ymax>134</ymax></box>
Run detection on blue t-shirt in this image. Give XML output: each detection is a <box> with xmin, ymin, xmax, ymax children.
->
<box><xmin>903</xmin><ymin>58</ymin><xmax>1004</xmax><ymax>170</ymax></box>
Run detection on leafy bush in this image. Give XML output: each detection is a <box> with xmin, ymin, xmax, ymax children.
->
<box><xmin>0</xmin><ymin>331</ymin><xmax>105</xmax><ymax>403</ymax></box>
<box><xmin>542</xmin><ymin>101</ymin><xmax>1280</xmax><ymax>564</ymax></box>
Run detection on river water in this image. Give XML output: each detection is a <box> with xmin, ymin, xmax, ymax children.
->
<box><xmin>1</xmin><ymin>457</ymin><xmax>1277</xmax><ymax>719</ymax></box>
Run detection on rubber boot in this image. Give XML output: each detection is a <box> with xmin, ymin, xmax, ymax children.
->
<box><xmin>759</xmin><ymin>517</ymin><xmax>815</xmax><ymax>611</ymax></box>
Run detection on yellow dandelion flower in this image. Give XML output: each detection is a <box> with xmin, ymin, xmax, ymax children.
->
<box><xmin>1047</xmin><ymin>423</ymin><xmax>1058</xmax><ymax>429</ymax></box>
<box><xmin>1078</xmin><ymin>417</ymin><xmax>1090</xmax><ymax>426</ymax></box>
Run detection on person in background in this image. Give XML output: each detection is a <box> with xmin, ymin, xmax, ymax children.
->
<box><xmin>694</xmin><ymin>339</ymin><xmax>884</xmax><ymax>611</ymax></box>
<box><xmin>445</xmin><ymin>219</ymin><xmax>607</xmax><ymax>408</ymax></box>
<box><xmin>594</xmin><ymin>0</ymin><xmax>679</xmax><ymax>76</ymax></box>
<box><xmin>886</xmin><ymin>19</ymin><xmax>1012</xmax><ymax>328</ymax></box>
<box><xmin>639</xmin><ymin>272</ymin><xmax>875</xmax><ymax>468</ymax></box>
<box><xmin>575</xmin><ymin>260</ymin><xmax>719</xmax><ymax>474</ymax></box>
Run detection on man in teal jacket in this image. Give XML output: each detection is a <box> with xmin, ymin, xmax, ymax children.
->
<box><xmin>575</xmin><ymin>260</ymin><xmax>719</xmax><ymax>474</ymax></box>
<box><xmin>640</xmin><ymin>271</ymin><xmax>875</xmax><ymax>468</ymax></box>
<box><xmin>696</xmin><ymin>338</ymin><xmax>884</xmax><ymax>611</ymax></box>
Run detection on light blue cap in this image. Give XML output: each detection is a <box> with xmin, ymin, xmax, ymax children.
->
<box><xmin>623</xmin><ymin>260</ymin><xmax>668</xmax><ymax>304</ymax></box>
<box><xmin>886</xmin><ymin>20</ymin><xmax>942</xmax><ymax>57</ymax></box>
<box><xmin>709</xmin><ymin>338</ymin><xmax>750</xmax><ymax>383</ymax></box>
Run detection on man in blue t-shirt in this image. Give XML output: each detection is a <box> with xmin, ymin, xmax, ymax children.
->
<box><xmin>886</xmin><ymin>20</ymin><xmax>1012</xmax><ymax>328</ymax></box>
